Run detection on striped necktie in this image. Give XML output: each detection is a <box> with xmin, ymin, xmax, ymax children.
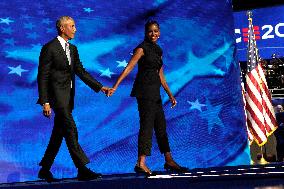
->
<box><xmin>65</xmin><ymin>42</ymin><xmax>72</xmax><ymax>88</ymax></box>
<box><xmin>65</xmin><ymin>42</ymin><xmax>71</xmax><ymax>65</ymax></box>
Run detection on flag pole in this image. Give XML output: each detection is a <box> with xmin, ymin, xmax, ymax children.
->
<box><xmin>258</xmin><ymin>146</ymin><xmax>268</xmax><ymax>164</ymax></box>
<box><xmin>240</xmin><ymin>68</ymin><xmax>254</xmax><ymax>164</ymax></box>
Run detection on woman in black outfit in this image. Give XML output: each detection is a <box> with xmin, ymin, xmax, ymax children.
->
<box><xmin>108</xmin><ymin>20</ymin><xmax>187</xmax><ymax>175</ymax></box>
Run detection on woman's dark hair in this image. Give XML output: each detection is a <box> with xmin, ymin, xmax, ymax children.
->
<box><xmin>144</xmin><ymin>20</ymin><xmax>160</xmax><ymax>33</ymax></box>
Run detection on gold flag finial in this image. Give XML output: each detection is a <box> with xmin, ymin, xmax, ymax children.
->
<box><xmin>247</xmin><ymin>10</ymin><xmax>253</xmax><ymax>21</ymax></box>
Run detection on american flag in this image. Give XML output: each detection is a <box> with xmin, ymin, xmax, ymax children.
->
<box><xmin>244</xmin><ymin>11</ymin><xmax>278</xmax><ymax>146</ymax></box>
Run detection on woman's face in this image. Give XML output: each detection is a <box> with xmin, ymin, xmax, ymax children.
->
<box><xmin>146</xmin><ymin>24</ymin><xmax>160</xmax><ymax>43</ymax></box>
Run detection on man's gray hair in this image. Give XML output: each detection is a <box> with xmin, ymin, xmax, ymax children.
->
<box><xmin>56</xmin><ymin>16</ymin><xmax>74</xmax><ymax>34</ymax></box>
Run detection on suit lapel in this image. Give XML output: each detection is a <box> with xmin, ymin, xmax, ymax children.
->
<box><xmin>53</xmin><ymin>38</ymin><xmax>69</xmax><ymax>66</ymax></box>
<box><xmin>69</xmin><ymin>44</ymin><xmax>74</xmax><ymax>73</ymax></box>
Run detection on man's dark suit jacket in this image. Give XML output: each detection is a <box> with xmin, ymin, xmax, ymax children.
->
<box><xmin>275</xmin><ymin>112</ymin><xmax>284</xmax><ymax>144</ymax></box>
<box><xmin>37</xmin><ymin>38</ymin><xmax>102</xmax><ymax>109</ymax></box>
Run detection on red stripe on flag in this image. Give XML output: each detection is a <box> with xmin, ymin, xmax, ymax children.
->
<box><xmin>247</xmin><ymin>118</ymin><xmax>263</xmax><ymax>145</ymax></box>
<box><xmin>246</xmin><ymin>100</ymin><xmax>266</xmax><ymax>135</ymax></box>
<box><xmin>258</xmin><ymin>65</ymin><xmax>278</xmax><ymax>133</ymax></box>
<box><xmin>245</xmin><ymin>83</ymin><xmax>263</xmax><ymax>113</ymax></box>
<box><xmin>246</xmin><ymin>73</ymin><xmax>263</xmax><ymax>110</ymax></box>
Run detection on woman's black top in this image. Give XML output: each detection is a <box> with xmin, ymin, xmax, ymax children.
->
<box><xmin>130</xmin><ymin>40</ymin><xmax>163</xmax><ymax>100</ymax></box>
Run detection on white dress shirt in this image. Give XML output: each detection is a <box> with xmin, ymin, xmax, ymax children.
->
<box><xmin>57</xmin><ymin>36</ymin><xmax>72</xmax><ymax>88</ymax></box>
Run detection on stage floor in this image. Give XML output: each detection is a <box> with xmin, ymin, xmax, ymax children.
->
<box><xmin>1</xmin><ymin>163</ymin><xmax>284</xmax><ymax>189</ymax></box>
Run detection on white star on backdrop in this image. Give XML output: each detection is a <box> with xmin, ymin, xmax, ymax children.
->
<box><xmin>187</xmin><ymin>99</ymin><xmax>206</xmax><ymax>112</ymax></box>
<box><xmin>8</xmin><ymin>65</ymin><xmax>28</xmax><ymax>76</ymax></box>
<box><xmin>84</xmin><ymin>8</ymin><xmax>94</xmax><ymax>13</ymax></box>
<box><xmin>99</xmin><ymin>68</ymin><xmax>115</xmax><ymax>78</ymax></box>
<box><xmin>200</xmin><ymin>100</ymin><xmax>224</xmax><ymax>134</ymax></box>
<box><xmin>0</xmin><ymin>17</ymin><xmax>14</xmax><ymax>25</ymax></box>
<box><xmin>116</xmin><ymin>60</ymin><xmax>127</xmax><ymax>68</ymax></box>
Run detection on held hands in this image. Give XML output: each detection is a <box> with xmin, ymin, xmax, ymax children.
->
<box><xmin>101</xmin><ymin>86</ymin><xmax>109</xmax><ymax>94</ymax></box>
<box><xmin>107</xmin><ymin>88</ymin><xmax>116</xmax><ymax>97</ymax></box>
<box><xmin>101</xmin><ymin>86</ymin><xmax>116</xmax><ymax>97</ymax></box>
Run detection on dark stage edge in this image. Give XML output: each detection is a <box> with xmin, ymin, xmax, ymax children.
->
<box><xmin>1</xmin><ymin>163</ymin><xmax>284</xmax><ymax>189</ymax></box>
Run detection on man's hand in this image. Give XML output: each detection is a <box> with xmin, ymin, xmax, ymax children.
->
<box><xmin>43</xmin><ymin>103</ymin><xmax>51</xmax><ymax>118</ymax></box>
<box><xmin>101</xmin><ymin>86</ymin><xmax>109</xmax><ymax>94</ymax></box>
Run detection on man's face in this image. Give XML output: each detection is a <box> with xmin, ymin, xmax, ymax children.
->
<box><xmin>61</xmin><ymin>19</ymin><xmax>76</xmax><ymax>40</ymax></box>
<box><xmin>276</xmin><ymin>105</ymin><xmax>283</xmax><ymax>112</ymax></box>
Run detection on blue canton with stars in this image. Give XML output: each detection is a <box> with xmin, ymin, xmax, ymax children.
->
<box><xmin>0</xmin><ymin>0</ymin><xmax>249</xmax><ymax>183</ymax></box>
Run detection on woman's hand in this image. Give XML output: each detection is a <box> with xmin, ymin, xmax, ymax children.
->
<box><xmin>107</xmin><ymin>88</ymin><xmax>116</xmax><ymax>97</ymax></box>
<box><xmin>170</xmin><ymin>96</ymin><xmax>177</xmax><ymax>108</ymax></box>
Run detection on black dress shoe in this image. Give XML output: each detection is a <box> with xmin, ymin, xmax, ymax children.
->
<box><xmin>38</xmin><ymin>168</ymin><xmax>59</xmax><ymax>183</ymax></box>
<box><xmin>164</xmin><ymin>163</ymin><xmax>189</xmax><ymax>173</ymax></box>
<box><xmin>134</xmin><ymin>165</ymin><xmax>152</xmax><ymax>176</ymax></box>
<box><xmin>77</xmin><ymin>167</ymin><xmax>102</xmax><ymax>181</ymax></box>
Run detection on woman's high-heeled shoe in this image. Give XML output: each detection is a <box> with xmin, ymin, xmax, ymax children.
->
<box><xmin>134</xmin><ymin>165</ymin><xmax>152</xmax><ymax>176</ymax></box>
<box><xmin>164</xmin><ymin>163</ymin><xmax>189</xmax><ymax>173</ymax></box>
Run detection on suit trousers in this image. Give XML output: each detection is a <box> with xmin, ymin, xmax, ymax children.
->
<box><xmin>39</xmin><ymin>107</ymin><xmax>89</xmax><ymax>169</ymax></box>
<box><xmin>137</xmin><ymin>98</ymin><xmax>170</xmax><ymax>156</ymax></box>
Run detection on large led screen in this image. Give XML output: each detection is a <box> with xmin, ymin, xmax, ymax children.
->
<box><xmin>0</xmin><ymin>0</ymin><xmax>250</xmax><ymax>183</ymax></box>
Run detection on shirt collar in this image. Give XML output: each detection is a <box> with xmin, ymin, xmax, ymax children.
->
<box><xmin>57</xmin><ymin>36</ymin><xmax>68</xmax><ymax>50</ymax></box>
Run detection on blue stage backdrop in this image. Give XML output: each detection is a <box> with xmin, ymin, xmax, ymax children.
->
<box><xmin>0</xmin><ymin>0</ymin><xmax>250</xmax><ymax>183</ymax></box>
<box><xmin>234</xmin><ymin>5</ymin><xmax>284</xmax><ymax>61</ymax></box>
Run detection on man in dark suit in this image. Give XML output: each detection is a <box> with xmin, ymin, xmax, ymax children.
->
<box><xmin>37</xmin><ymin>16</ymin><xmax>109</xmax><ymax>182</ymax></box>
